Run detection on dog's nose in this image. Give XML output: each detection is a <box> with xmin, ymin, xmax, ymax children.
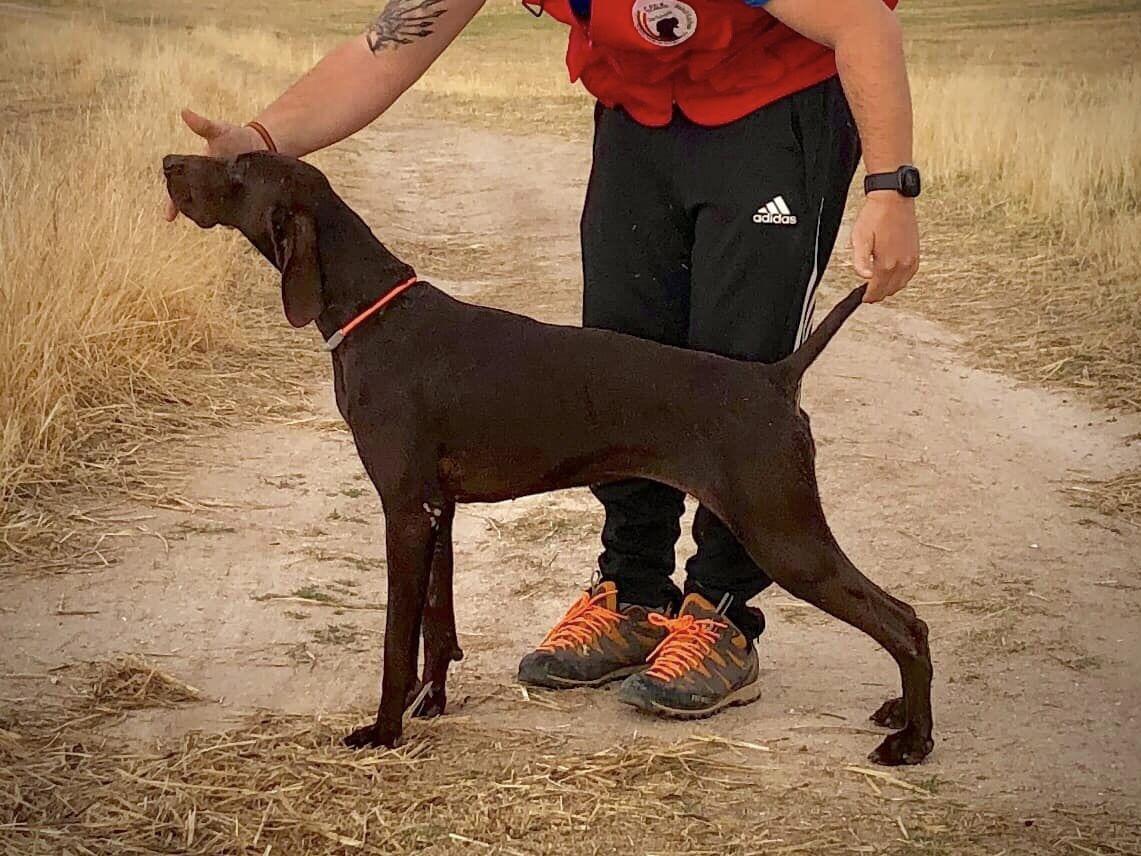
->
<box><xmin>162</xmin><ymin>155</ymin><xmax>187</xmax><ymax>177</ymax></box>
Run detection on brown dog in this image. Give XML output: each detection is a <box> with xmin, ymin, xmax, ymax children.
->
<box><xmin>163</xmin><ymin>151</ymin><xmax>934</xmax><ymax>765</ymax></box>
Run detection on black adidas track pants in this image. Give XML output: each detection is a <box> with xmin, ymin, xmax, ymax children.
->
<box><xmin>580</xmin><ymin>76</ymin><xmax>861</xmax><ymax>638</ymax></box>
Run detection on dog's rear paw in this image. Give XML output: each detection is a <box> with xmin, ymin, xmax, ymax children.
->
<box><xmin>870</xmin><ymin>697</ymin><xmax>907</xmax><ymax>730</ymax></box>
<box><xmin>868</xmin><ymin>727</ymin><xmax>933</xmax><ymax>766</ymax></box>
<box><xmin>342</xmin><ymin>722</ymin><xmax>400</xmax><ymax>750</ymax></box>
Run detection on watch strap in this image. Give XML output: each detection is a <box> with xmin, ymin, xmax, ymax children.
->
<box><xmin>864</xmin><ymin>171</ymin><xmax>902</xmax><ymax>194</ymax></box>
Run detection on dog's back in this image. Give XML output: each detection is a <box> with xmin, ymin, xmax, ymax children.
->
<box><xmin>335</xmin><ymin>282</ymin><xmax>853</xmax><ymax>506</ymax></box>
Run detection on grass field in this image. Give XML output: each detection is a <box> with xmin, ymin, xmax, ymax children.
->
<box><xmin>0</xmin><ymin>16</ymin><xmax>330</xmax><ymax>556</ymax></box>
<box><xmin>2</xmin><ymin>0</ymin><xmax>1139</xmax><ymax>558</ymax></box>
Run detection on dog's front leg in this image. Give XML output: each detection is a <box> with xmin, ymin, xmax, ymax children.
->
<box><xmin>344</xmin><ymin>504</ymin><xmax>435</xmax><ymax>749</ymax></box>
<box><xmin>413</xmin><ymin>501</ymin><xmax>462</xmax><ymax>718</ymax></box>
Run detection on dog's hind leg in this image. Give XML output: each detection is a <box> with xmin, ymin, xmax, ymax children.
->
<box><xmin>864</xmin><ymin>585</ymin><xmax>922</xmax><ymax>731</ymax></box>
<box><xmin>414</xmin><ymin>500</ymin><xmax>463</xmax><ymax>718</ymax></box>
<box><xmin>344</xmin><ymin>502</ymin><xmax>436</xmax><ymax>750</ymax></box>
<box><xmin>734</xmin><ymin>495</ymin><xmax>934</xmax><ymax>765</ymax></box>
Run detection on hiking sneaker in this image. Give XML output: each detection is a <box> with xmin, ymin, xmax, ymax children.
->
<box><xmin>617</xmin><ymin>591</ymin><xmax>761</xmax><ymax>718</ymax></box>
<box><xmin>517</xmin><ymin>581</ymin><xmax>668</xmax><ymax>688</ymax></box>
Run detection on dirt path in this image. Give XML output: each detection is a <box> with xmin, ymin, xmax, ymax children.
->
<box><xmin>3</xmin><ymin>110</ymin><xmax>1140</xmax><ymax>822</ymax></box>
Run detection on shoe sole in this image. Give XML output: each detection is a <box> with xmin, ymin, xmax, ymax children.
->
<box><xmin>621</xmin><ymin>676</ymin><xmax>763</xmax><ymax>720</ymax></box>
<box><xmin>518</xmin><ymin>664</ymin><xmax>644</xmax><ymax>690</ymax></box>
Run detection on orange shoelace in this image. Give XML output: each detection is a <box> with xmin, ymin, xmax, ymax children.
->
<box><xmin>535</xmin><ymin>590</ymin><xmax>624</xmax><ymax>652</ymax></box>
<box><xmin>644</xmin><ymin>613</ymin><xmax>726</xmax><ymax>680</ymax></box>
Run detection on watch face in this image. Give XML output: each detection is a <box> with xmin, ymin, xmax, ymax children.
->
<box><xmin>899</xmin><ymin>166</ymin><xmax>921</xmax><ymax>198</ymax></box>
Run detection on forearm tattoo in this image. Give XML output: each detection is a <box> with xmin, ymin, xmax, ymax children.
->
<box><xmin>366</xmin><ymin>0</ymin><xmax>449</xmax><ymax>52</ymax></box>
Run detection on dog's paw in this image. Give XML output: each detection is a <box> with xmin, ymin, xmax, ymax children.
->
<box><xmin>342</xmin><ymin>723</ymin><xmax>380</xmax><ymax>749</ymax></box>
<box><xmin>342</xmin><ymin>722</ymin><xmax>401</xmax><ymax>750</ymax></box>
<box><xmin>868</xmin><ymin>727</ymin><xmax>933</xmax><ymax>766</ymax></box>
<box><xmin>869</xmin><ymin>697</ymin><xmax>907</xmax><ymax>730</ymax></box>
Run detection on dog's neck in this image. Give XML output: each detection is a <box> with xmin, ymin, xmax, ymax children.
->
<box><xmin>312</xmin><ymin>199</ymin><xmax>416</xmax><ymax>343</ymax></box>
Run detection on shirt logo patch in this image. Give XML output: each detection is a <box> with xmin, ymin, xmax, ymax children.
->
<box><xmin>632</xmin><ymin>0</ymin><xmax>697</xmax><ymax>46</ymax></box>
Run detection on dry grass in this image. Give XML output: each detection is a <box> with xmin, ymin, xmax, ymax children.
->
<box><xmin>913</xmin><ymin>70</ymin><xmax>1139</xmax><ymax>279</ymax></box>
<box><xmin>412</xmin><ymin>2</ymin><xmax>593</xmax><ymax>137</ymax></box>
<box><xmin>0</xmin><ymin>17</ymin><xmax>328</xmax><ymax>560</ymax></box>
<box><xmin>27</xmin><ymin>0</ymin><xmax>380</xmax><ymax>36</ymax></box>
<box><xmin>498</xmin><ymin>504</ymin><xmax>603</xmax><ymax>546</ymax></box>
<box><xmin>902</xmin><ymin>0</ymin><xmax>1141</xmax><ymax>75</ymax></box>
<box><xmin>416</xmin><ymin>5</ymin><xmax>593</xmax><ymax>138</ymax></box>
<box><xmin>3</xmin><ymin>660</ymin><xmax>1137</xmax><ymax>854</ymax></box>
<box><xmin>80</xmin><ymin>657</ymin><xmax>205</xmax><ymax>712</ymax></box>
<box><xmin>902</xmin><ymin>197</ymin><xmax>1141</xmax><ymax>409</ymax></box>
<box><xmin>904</xmin><ymin>69</ymin><xmax>1141</xmax><ymax>412</ymax></box>
<box><xmin>1065</xmin><ymin>466</ymin><xmax>1141</xmax><ymax>525</ymax></box>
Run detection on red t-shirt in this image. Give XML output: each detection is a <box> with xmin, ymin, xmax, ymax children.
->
<box><xmin>531</xmin><ymin>0</ymin><xmax>898</xmax><ymax>127</ymax></box>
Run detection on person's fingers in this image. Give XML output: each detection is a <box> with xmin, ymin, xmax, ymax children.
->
<box><xmin>904</xmin><ymin>252</ymin><xmax>921</xmax><ymax>286</ymax></box>
<box><xmin>180</xmin><ymin>107</ymin><xmax>224</xmax><ymax>142</ymax></box>
<box><xmin>854</xmin><ymin>230</ymin><xmax>887</xmax><ymax>302</ymax></box>
<box><xmin>883</xmin><ymin>264</ymin><xmax>907</xmax><ymax>300</ymax></box>
<box><xmin>890</xmin><ymin>261</ymin><xmax>915</xmax><ymax>297</ymax></box>
<box><xmin>882</xmin><ymin>249</ymin><xmax>918</xmax><ymax>298</ymax></box>
<box><xmin>851</xmin><ymin>224</ymin><xmax>875</xmax><ymax>282</ymax></box>
<box><xmin>867</xmin><ymin>259</ymin><xmax>894</xmax><ymax>303</ymax></box>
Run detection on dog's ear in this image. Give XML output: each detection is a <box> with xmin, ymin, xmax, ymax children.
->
<box><xmin>268</xmin><ymin>206</ymin><xmax>323</xmax><ymax>328</ymax></box>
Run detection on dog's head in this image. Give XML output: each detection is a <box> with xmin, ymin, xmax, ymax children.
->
<box><xmin>163</xmin><ymin>152</ymin><xmax>332</xmax><ymax>328</ymax></box>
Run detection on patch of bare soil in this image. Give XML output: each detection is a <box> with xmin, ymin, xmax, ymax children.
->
<box><xmin>2</xmin><ymin>109</ymin><xmax>1139</xmax><ymax>851</ymax></box>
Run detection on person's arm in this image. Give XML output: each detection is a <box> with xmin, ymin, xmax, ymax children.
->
<box><xmin>257</xmin><ymin>0</ymin><xmax>486</xmax><ymax>156</ymax></box>
<box><xmin>763</xmin><ymin>0</ymin><xmax>919</xmax><ymax>303</ymax></box>
<box><xmin>165</xmin><ymin>0</ymin><xmax>485</xmax><ymax>220</ymax></box>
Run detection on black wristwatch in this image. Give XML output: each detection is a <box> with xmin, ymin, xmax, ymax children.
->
<box><xmin>864</xmin><ymin>165</ymin><xmax>921</xmax><ymax>198</ymax></box>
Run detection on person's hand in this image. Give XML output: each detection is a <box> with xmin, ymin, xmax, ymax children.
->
<box><xmin>850</xmin><ymin>193</ymin><xmax>920</xmax><ymax>302</ymax></box>
<box><xmin>163</xmin><ymin>108</ymin><xmax>266</xmax><ymax>221</ymax></box>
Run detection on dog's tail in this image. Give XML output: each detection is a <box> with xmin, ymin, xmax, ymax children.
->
<box><xmin>775</xmin><ymin>284</ymin><xmax>867</xmax><ymax>387</ymax></box>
